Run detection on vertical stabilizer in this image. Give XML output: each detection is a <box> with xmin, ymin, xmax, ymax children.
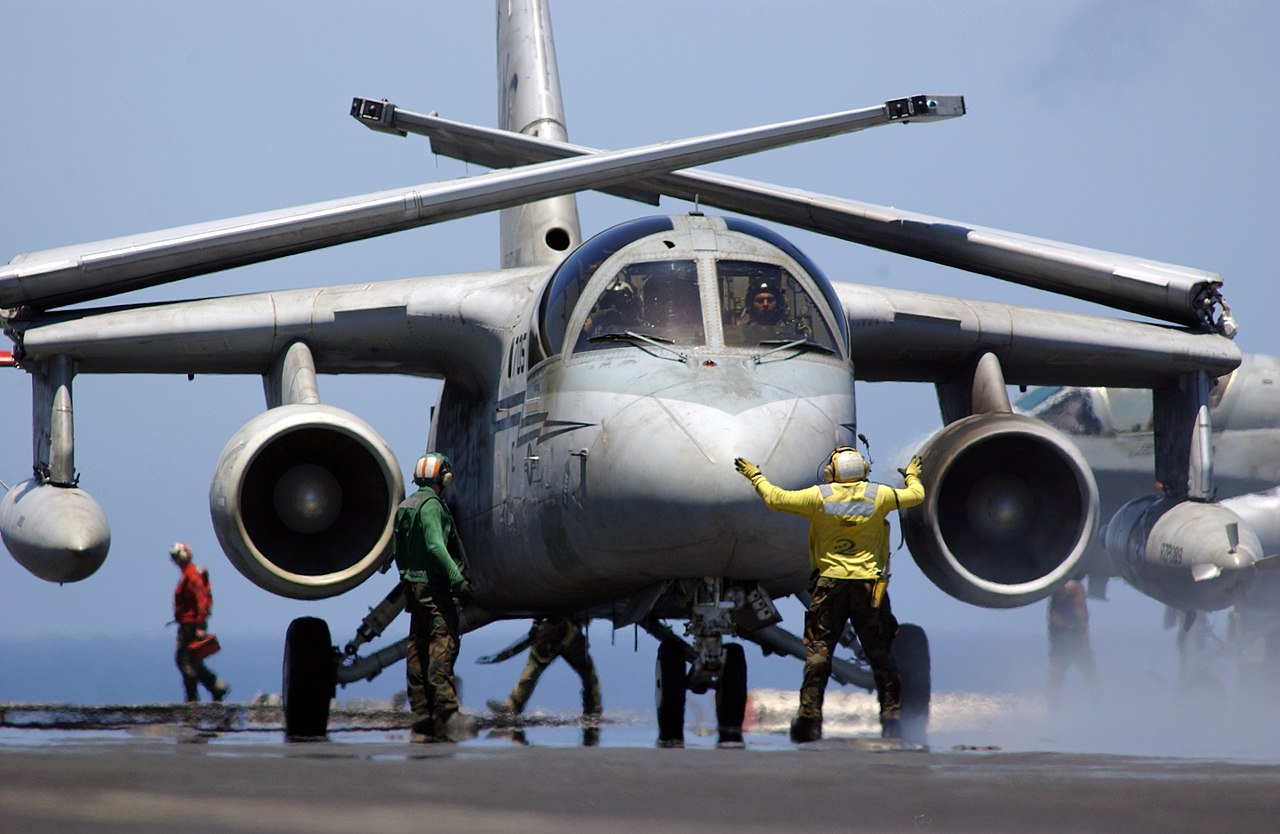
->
<box><xmin>496</xmin><ymin>0</ymin><xmax>582</xmax><ymax>268</ymax></box>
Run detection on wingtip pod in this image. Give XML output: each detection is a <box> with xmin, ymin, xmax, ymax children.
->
<box><xmin>1105</xmin><ymin>496</ymin><xmax>1260</xmax><ymax>610</ymax></box>
<box><xmin>0</xmin><ymin>479</ymin><xmax>111</xmax><ymax>583</ymax></box>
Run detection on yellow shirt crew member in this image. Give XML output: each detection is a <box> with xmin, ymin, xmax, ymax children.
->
<box><xmin>735</xmin><ymin>448</ymin><xmax>923</xmax><ymax>742</ymax></box>
<box><xmin>749</xmin><ymin>471</ymin><xmax>924</xmax><ymax>581</ymax></box>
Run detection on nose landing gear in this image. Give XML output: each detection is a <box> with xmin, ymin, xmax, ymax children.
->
<box><xmin>649</xmin><ymin>577</ymin><xmax>773</xmax><ymax>748</ymax></box>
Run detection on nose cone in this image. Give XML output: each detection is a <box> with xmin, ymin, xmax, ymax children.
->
<box><xmin>0</xmin><ymin>480</ymin><xmax>111</xmax><ymax>582</ymax></box>
<box><xmin>568</xmin><ymin>366</ymin><xmax>853</xmax><ymax>580</ymax></box>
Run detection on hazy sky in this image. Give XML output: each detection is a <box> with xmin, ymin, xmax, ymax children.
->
<box><xmin>2</xmin><ymin>1</ymin><xmax>1278</xmax><ymax>703</ymax></box>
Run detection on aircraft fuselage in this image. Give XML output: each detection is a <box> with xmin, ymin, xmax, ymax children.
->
<box><xmin>433</xmin><ymin>214</ymin><xmax>856</xmax><ymax>614</ymax></box>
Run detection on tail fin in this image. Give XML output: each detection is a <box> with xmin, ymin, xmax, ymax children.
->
<box><xmin>497</xmin><ymin>0</ymin><xmax>582</xmax><ymax>268</ymax></box>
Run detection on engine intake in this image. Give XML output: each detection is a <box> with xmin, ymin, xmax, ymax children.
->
<box><xmin>210</xmin><ymin>404</ymin><xmax>403</xmax><ymax>600</ymax></box>
<box><xmin>901</xmin><ymin>413</ymin><xmax>1098</xmax><ymax>608</ymax></box>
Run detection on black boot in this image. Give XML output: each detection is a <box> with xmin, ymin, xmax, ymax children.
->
<box><xmin>789</xmin><ymin>715</ymin><xmax>822</xmax><ymax>743</ymax></box>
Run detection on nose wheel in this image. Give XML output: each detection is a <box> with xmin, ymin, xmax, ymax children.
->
<box><xmin>715</xmin><ymin>642</ymin><xmax>748</xmax><ymax>746</ymax></box>
<box><xmin>655</xmin><ymin>641</ymin><xmax>687</xmax><ymax>746</ymax></box>
<box><xmin>655</xmin><ymin>638</ymin><xmax>750</xmax><ymax>747</ymax></box>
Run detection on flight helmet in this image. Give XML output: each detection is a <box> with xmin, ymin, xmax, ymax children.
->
<box><xmin>413</xmin><ymin>453</ymin><xmax>454</xmax><ymax>489</ymax></box>
<box><xmin>599</xmin><ymin>279</ymin><xmax>637</xmax><ymax>316</ymax></box>
<box><xmin>169</xmin><ymin>541</ymin><xmax>193</xmax><ymax>563</ymax></box>
<box><xmin>746</xmin><ymin>278</ymin><xmax>785</xmax><ymax>325</ymax></box>
<box><xmin>823</xmin><ymin>446</ymin><xmax>869</xmax><ymax>483</ymax></box>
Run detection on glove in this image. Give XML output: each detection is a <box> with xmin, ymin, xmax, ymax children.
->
<box><xmin>454</xmin><ymin>579</ymin><xmax>474</xmax><ymax>606</ymax></box>
<box><xmin>900</xmin><ymin>455</ymin><xmax>923</xmax><ymax>480</ymax></box>
<box><xmin>734</xmin><ymin>457</ymin><xmax>761</xmax><ymax>480</ymax></box>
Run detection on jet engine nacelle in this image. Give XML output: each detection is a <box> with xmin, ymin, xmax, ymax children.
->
<box><xmin>1104</xmin><ymin>495</ymin><xmax>1260</xmax><ymax>611</ymax></box>
<box><xmin>901</xmin><ymin>413</ymin><xmax>1099</xmax><ymax>608</ymax></box>
<box><xmin>0</xmin><ymin>480</ymin><xmax>110</xmax><ymax>583</ymax></box>
<box><xmin>209</xmin><ymin>404</ymin><xmax>403</xmax><ymax>600</ymax></box>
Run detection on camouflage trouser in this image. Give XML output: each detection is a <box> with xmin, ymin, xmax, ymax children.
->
<box><xmin>509</xmin><ymin>620</ymin><xmax>602</xmax><ymax>715</ymax></box>
<box><xmin>405</xmin><ymin>582</ymin><xmax>460</xmax><ymax>738</ymax></box>
<box><xmin>800</xmin><ymin>576</ymin><xmax>901</xmax><ymax>723</ymax></box>
<box><xmin>175</xmin><ymin>621</ymin><xmax>223</xmax><ymax>702</ymax></box>
<box><xmin>1048</xmin><ymin>628</ymin><xmax>1100</xmax><ymax>706</ymax></box>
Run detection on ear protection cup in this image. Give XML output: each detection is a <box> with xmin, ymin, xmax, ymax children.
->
<box><xmin>413</xmin><ymin>453</ymin><xmax>454</xmax><ymax>488</ymax></box>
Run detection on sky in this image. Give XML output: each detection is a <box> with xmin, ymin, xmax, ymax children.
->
<box><xmin>2</xmin><ymin>0</ymin><xmax>1278</xmax><ymax>707</ymax></box>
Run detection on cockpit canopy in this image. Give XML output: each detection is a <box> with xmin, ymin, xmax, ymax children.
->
<box><xmin>537</xmin><ymin>215</ymin><xmax>848</xmax><ymax>360</ymax></box>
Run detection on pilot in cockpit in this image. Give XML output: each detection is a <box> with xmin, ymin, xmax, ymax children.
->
<box><xmin>581</xmin><ymin>279</ymin><xmax>638</xmax><ymax>341</ymax></box>
<box><xmin>575</xmin><ymin>260</ymin><xmax>703</xmax><ymax>350</ymax></box>
<box><xmin>743</xmin><ymin>279</ymin><xmax>786</xmax><ymax>327</ymax></box>
<box><xmin>737</xmin><ymin>278</ymin><xmax>809</xmax><ymax>343</ymax></box>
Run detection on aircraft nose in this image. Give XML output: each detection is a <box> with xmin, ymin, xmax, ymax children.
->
<box><xmin>568</xmin><ymin>368</ymin><xmax>853</xmax><ymax>570</ymax></box>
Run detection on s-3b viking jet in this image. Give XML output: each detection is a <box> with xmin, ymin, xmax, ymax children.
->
<box><xmin>0</xmin><ymin>0</ymin><xmax>1241</xmax><ymax>744</ymax></box>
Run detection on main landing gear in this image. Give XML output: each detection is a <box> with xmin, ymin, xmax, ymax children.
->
<box><xmin>281</xmin><ymin>584</ymin><xmax>408</xmax><ymax>739</ymax></box>
<box><xmin>282</xmin><ymin>617</ymin><xmax>337</xmax><ymax>738</ymax></box>
<box><xmin>893</xmin><ymin>623</ymin><xmax>931</xmax><ymax>744</ymax></box>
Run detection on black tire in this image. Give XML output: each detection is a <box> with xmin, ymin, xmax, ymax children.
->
<box><xmin>715</xmin><ymin>643</ymin><xmax>748</xmax><ymax>744</ymax></box>
<box><xmin>283</xmin><ymin>617</ymin><xmax>336</xmax><ymax>739</ymax></box>
<box><xmin>893</xmin><ymin>623</ymin><xmax>931</xmax><ymax>744</ymax></box>
<box><xmin>655</xmin><ymin>641</ymin><xmax>687</xmax><ymax>745</ymax></box>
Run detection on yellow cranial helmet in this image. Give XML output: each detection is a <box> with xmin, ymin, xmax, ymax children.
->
<box><xmin>823</xmin><ymin>447</ymin><xmax>869</xmax><ymax>483</ymax></box>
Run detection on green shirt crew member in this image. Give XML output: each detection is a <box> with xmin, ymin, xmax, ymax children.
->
<box><xmin>394</xmin><ymin>452</ymin><xmax>474</xmax><ymax>743</ymax></box>
<box><xmin>735</xmin><ymin>446</ymin><xmax>923</xmax><ymax>741</ymax></box>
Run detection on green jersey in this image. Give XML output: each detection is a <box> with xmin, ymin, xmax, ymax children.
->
<box><xmin>393</xmin><ymin>487</ymin><xmax>468</xmax><ymax>591</ymax></box>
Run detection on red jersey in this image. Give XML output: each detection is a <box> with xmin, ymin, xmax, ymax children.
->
<box><xmin>174</xmin><ymin>562</ymin><xmax>213</xmax><ymax>624</ymax></box>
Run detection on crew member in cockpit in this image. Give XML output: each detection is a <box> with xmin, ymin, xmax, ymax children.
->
<box><xmin>581</xmin><ymin>279</ymin><xmax>639</xmax><ymax>341</ymax></box>
<box><xmin>738</xmin><ymin>279</ymin><xmax>809</xmax><ymax>342</ymax></box>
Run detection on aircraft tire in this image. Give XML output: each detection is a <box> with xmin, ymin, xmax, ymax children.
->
<box><xmin>283</xmin><ymin>616</ymin><xmax>336</xmax><ymax>739</ymax></box>
<box><xmin>655</xmin><ymin>641</ymin><xmax>687</xmax><ymax>746</ymax></box>
<box><xmin>893</xmin><ymin>623</ymin><xmax>931</xmax><ymax>744</ymax></box>
<box><xmin>715</xmin><ymin>642</ymin><xmax>748</xmax><ymax>745</ymax></box>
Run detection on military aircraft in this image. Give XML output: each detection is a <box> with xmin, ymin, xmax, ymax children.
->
<box><xmin>0</xmin><ymin>1</ymin><xmax>1246</xmax><ymax>742</ymax></box>
<box><xmin>1017</xmin><ymin>355</ymin><xmax>1280</xmax><ymax>683</ymax></box>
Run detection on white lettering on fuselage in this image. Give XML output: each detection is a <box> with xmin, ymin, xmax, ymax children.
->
<box><xmin>506</xmin><ymin>332</ymin><xmax>528</xmax><ymax>378</ymax></box>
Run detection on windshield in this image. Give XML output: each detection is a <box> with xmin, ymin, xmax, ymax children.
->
<box><xmin>575</xmin><ymin>259</ymin><xmax>703</xmax><ymax>352</ymax></box>
<box><xmin>717</xmin><ymin>259</ymin><xmax>837</xmax><ymax>350</ymax></box>
<box><xmin>541</xmin><ymin>216</ymin><xmax>674</xmax><ymax>357</ymax></box>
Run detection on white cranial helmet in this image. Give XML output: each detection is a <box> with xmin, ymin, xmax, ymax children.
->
<box><xmin>825</xmin><ymin>447</ymin><xmax>869</xmax><ymax>483</ymax></box>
